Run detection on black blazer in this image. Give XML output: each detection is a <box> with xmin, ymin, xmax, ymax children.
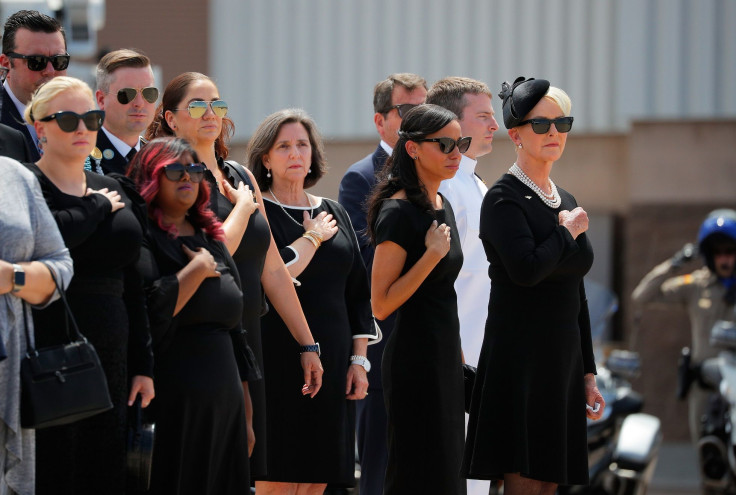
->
<box><xmin>94</xmin><ymin>129</ymin><xmax>132</xmax><ymax>175</ymax></box>
<box><xmin>0</xmin><ymin>122</ymin><xmax>32</xmax><ymax>162</ymax></box>
<box><xmin>1</xmin><ymin>87</ymin><xmax>39</xmax><ymax>161</ymax></box>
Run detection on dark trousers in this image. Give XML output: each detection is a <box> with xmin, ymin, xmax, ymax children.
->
<box><xmin>356</xmin><ymin>389</ymin><xmax>389</xmax><ymax>495</ymax></box>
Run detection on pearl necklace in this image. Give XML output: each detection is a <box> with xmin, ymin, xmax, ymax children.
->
<box><xmin>508</xmin><ymin>163</ymin><xmax>561</xmax><ymax>209</ymax></box>
<box><xmin>268</xmin><ymin>189</ymin><xmax>314</xmax><ymax>228</ymax></box>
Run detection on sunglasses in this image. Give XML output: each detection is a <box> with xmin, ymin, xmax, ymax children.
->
<box><xmin>163</xmin><ymin>162</ymin><xmax>206</xmax><ymax>183</ymax></box>
<box><xmin>414</xmin><ymin>136</ymin><xmax>472</xmax><ymax>154</ymax></box>
<box><xmin>175</xmin><ymin>100</ymin><xmax>228</xmax><ymax>119</ymax></box>
<box><xmin>38</xmin><ymin>110</ymin><xmax>105</xmax><ymax>132</ymax></box>
<box><xmin>116</xmin><ymin>87</ymin><xmax>159</xmax><ymax>105</ymax></box>
<box><xmin>387</xmin><ymin>103</ymin><xmax>418</xmax><ymax>118</ymax></box>
<box><xmin>6</xmin><ymin>52</ymin><xmax>70</xmax><ymax>71</ymax></box>
<box><xmin>517</xmin><ymin>116</ymin><xmax>574</xmax><ymax>134</ymax></box>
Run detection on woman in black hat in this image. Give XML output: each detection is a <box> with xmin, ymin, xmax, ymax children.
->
<box><xmin>462</xmin><ymin>77</ymin><xmax>605</xmax><ymax>495</ymax></box>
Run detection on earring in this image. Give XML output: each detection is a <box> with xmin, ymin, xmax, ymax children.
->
<box><xmin>40</xmin><ymin>137</ymin><xmax>47</xmax><ymax>144</ymax></box>
<box><xmin>308</xmin><ymin>168</ymin><xmax>312</xmax><ymax>173</ymax></box>
<box><xmin>266</xmin><ymin>170</ymin><xmax>271</xmax><ymax>178</ymax></box>
<box><xmin>518</xmin><ymin>143</ymin><xmax>523</xmax><ymax>149</ymax></box>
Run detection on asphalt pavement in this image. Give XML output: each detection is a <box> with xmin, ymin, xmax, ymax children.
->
<box><xmin>649</xmin><ymin>442</ymin><xmax>701</xmax><ymax>495</ymax></box>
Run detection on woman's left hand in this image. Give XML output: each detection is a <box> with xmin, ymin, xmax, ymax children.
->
<box><xmin>584</xmin><ymin>373</ymin><xmax>605</xmax><ymax>420</ymax></box>
<box><xmin>346</xmin><ymin>364</ymin><xmax>369</xmax><ymax>400</ymax></box>
<box><xmin>128</xmin><ymin>375</ymin><xmax>155</xmax><ymax>408</ymax></box>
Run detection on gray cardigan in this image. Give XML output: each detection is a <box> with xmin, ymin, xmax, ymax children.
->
<box><xmin>0</xmin><ymin>156</ymin><xmax>73</xmax><ymax>495</ymax></box>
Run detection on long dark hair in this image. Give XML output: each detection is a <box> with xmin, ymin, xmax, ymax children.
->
<box><xmin>366</xmin><ymin>104</ymin><xmax>458</xmax><ymax>243</ymax></box>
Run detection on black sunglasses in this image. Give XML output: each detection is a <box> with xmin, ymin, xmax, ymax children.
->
<box><xmin>116</xmin><ymin>87</ymin><xmax>159</xmax><ymax>105</ymax></box>
<box><xmin>163</xmin><ymin>163</ymin><xmax>206</xmax><ymax>183</ymax></box>
<box><xmin>6</xmin><ymin>52</ymin><xmax>70</xmax><ymax>71</ymax></box>
<box><xmin>39</xmin><ymin>110</ymin><xmax>105</xmax><ymax>132</ymax></box>
<box><xmin>517</xmin><ymin>116</ymin><xmax>574</xmax><ymax>134</ymax></box>
<box><xmin>387</xmin><ymin>103</ymin><xmax>418</xmax><ymax>118</ymax></box>
<box><xmin>414</xmin><ymin>136</ymin><xmax>472</xmax><ymax>154</ymax></box>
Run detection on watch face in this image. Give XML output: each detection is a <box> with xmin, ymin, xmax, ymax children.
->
<box><xmin>13</xmin><ymin>265</ymin><xmax>25</xmax><ymax>292</ymax></box>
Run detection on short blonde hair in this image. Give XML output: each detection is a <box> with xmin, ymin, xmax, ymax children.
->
<box><xmin>25</xmin><ymin>76</ymin><xmax>95</xmax><ymax>125</ymax></box>
<box><xmin>544</xmin><ymin>86</ymin><xmax>572</xmax><ymax>116</ymax></box>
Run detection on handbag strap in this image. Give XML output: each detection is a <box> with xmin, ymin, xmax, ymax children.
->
<box><xmin>23</xmin><ymin>266</ymin><xmax>86</xmax><ymax>355</ymax></box>
<box><xmin>224</xmin><ymin>160</ymin><xmax>251</xmax><ymax>187</ymax></box>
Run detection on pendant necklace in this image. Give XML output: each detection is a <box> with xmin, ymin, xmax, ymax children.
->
<box><xmin>508</xmin><ymin>163</ymin><xmax>561</xmax><ymax>209</ymax></box>
<box><xmin>268</xmin><ymin>189</ymin><xmax>315</xmax><ymax>228</ymax></box>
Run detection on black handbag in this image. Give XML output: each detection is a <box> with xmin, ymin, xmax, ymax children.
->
<box><xmin>127</xmin><ymin>395</ymin><xmax>155</xmax><ymax>491</ymax></box>
<box><xmin>20</xmin><ymin>268</ymin><xmax>113</xmax><ymax>429</ymax></box>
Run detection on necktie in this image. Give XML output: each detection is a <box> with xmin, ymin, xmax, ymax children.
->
<box><xmin>126</xmin><ymin>148</ymin><xmax>137</xmax><ymax>162</ymax></box>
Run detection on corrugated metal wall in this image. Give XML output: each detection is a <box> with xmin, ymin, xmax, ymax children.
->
<box><xmin>210</xmin><ymin>0</ymin><xmax>736</xmax><ymax>140</ymax></box>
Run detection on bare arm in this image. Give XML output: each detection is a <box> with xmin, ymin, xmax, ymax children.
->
<box><xmin>0</xmin><ymin>260</ymin><xmax>57</xmax><ymax>305</ymax></box>
<box><xmin>220</xmin><ymin>179</ymin><xmax>258</xmax><ymax>254</ymax></box>
<box><xmin>371</xmin><ymin>221</ymin><xmax>451</xmax><ymax>320</ymax></box>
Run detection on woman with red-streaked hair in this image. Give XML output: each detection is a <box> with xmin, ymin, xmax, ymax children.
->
<box><xmin>129</xmin><ymin>136</ymin><xmax>255</xmax><ymax>494</ymax></box>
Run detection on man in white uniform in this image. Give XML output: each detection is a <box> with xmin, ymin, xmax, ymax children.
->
<box><xmin>428</xmin><ymin>77</ymin><xmax>499</xmax><ymax>495</ymax></box>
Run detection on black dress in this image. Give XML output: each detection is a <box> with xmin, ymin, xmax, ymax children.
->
<box><xmin>462</xmin><ymin>173</ymin><xmax>596</xmax><ymax>486</ymax></box>
<box><xmin>208</xmin><ymin>159</ymin><xmax>271</xmax><ymax>478</ymax></box>
<box><xmin>138</xmin><ymin>225</ymin><xmax>252</xmax><ymax>494</ymax></box>
<box><xmin>374</xmin><ymin>197</ymin><xmax>466</xmax><ymax>495</ymax></box>
<box><xmin>259</xmin><ymin>196</ymin><xmax>373</xmax><ymax>486</ymax></box>
<box><xmin>26</xmin><ymin>165</ymin><xmax>153</xmax><ymax>495</ymax></box>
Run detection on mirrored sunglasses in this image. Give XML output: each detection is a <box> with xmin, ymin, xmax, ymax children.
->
<box><xmin>517</xmin><ymin>116</ymin><xmax>574</xmax><ymax>134</ymax></box>
<box><xmin>175</xmin><ymin>100</ymin><xmax>228</xmax><ymax>119</ymax></box>
<box><xmin>39</xmin><ymin>110</ymin><xmax>105</xmax><ymax>132</ymax></box>
<box><xmin>388</xmin><ymin>103</ymin><xmax>418</xmax><ymax>118</ymax></box>
<box><xmin>163</xmin><ymin>162</ymin><xmax>206</xmax><ymax>183</ymax></box>
<box><xmin>117</xmin><ymin>87</ymin><xmax>159</xmax><ymax>104</ymax></box>
<box><xmin>414</xmin><ymin>136</ymin><xmax>472</xmax><ymax>154</ymax></box>
<box><xmin>6</xmin><ymin>52</ymin><xmax>70</xmax><ymax>71</ymax></box>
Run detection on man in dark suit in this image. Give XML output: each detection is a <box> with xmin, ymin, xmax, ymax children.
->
<box><xmin>0</xmin><ymin>10</ymin><xmax>68</xmax><ymax>161</ymax></box>
<box><xmin>337</xmin><ymin>73</ymin><xmax>427</xmax><ymax>495</ymax></box>
<box><xmin>91</xmin><ymin>49</ymin><xmax>157</xmax><ymax>175</ymax></box>
<box><xmin>0</xmin><ymin>122</ymin><xmax>32</xmax><ymax>161</ymax></box>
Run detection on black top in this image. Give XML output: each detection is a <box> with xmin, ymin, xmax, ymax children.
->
<box><xmin>374</xmin><ymin>196</ymin><xmax>466</xmax><ymax>495</ymax></box>
<box><xmin>462</xmin><ymin>173</ymin><xmax>595</xmax><ymax>486</ymax></box>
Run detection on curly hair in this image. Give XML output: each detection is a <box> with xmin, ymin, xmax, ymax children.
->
<box><xmin>366</xmin><ymin>104</ymin><xmax>458</xmax><ymax>243</ymax></box>
<box><xmin>144</xmin><ymin>72</ymin><xmax>234</xmax><ymax>160</ymax></box>
<box><xmin>128</xmin><ymin>136</ymin><xmax>223</xmax><ymax>240</ymax></box>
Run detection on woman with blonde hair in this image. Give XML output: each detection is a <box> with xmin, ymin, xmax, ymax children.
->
<box><xmin>24</xmin><ymin>76</ymin><xmax>154</xmax><ymax>494</ymax></box>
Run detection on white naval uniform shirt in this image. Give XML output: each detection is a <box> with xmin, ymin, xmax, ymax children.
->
<box><xmin>438</xmin><ymin>154</ymin><xmax>490</xmax><ymax>368</ymax></box>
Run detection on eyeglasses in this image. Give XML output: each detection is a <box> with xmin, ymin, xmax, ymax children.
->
<box><xmin>116</xmin><ymin>87</ymin><xmax>159</xmax><ymax>105</ymax></box>
<box><xmin>517</xmin><ymin>116</ymin><xmax>574</xmax><ymax>134</ymax></box>
<box><xmin>174</xmin><ymin>100</ymin><xmax>228</xmax><ymax>119</ymax></box>
<box><xmin>413</xmin><ymin>136</ymin><xmax>472</xmax><ymax>154</ymax></box>
<box><xmin>6</xmin><ymin>52</ymin><xmax>70</xmax><ymax>71</ymax></box>
<box><xmin>38</xmin><ymin>110</ymin><xmax>105</xmax><ymax>132</ymax></box>
<box><xmin>163</xmin><ymin>162</ymin><xmax>206</xmax><ymax>183</ymax></box>
<box><xmin>386</xmin><ymin>103</ymin><xmax>418</xmax><ymax>118</ymax></box>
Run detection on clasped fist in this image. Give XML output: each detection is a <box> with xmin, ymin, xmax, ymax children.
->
<box><xmin>559</xmin><ymin>207</ymin><xmax>588</xmax><ymax>239</ymax></box>
<box><xmin>425</xmin><ymin>220</ymin><xmax>451</xmax><ymax>258</ymax></box>
<box><xmin>182</xmin><ymin>245</ymin><xmax>220</xmax><ymax>278</ymax></box>
<box><xmin>303</xmin><ymin>210</ymin><xmax>338</xmax><ymax>242</ymax></box>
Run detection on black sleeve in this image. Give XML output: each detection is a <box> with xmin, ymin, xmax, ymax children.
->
<box><xmin>47</xmin><ymin>193</ymin><xmax>112</xmax><ymax>249</ymax></box>
<box><xmin>481</xmin><ymin>195</ymin><xmax>579</xmax><ymax>287</ymax></box>
<box><xmin>137</xmin><ymin>234</ymin><xmax>180</xmax><ymax>353</ymax></box>
<box><xmin>578</xmin><ymin>281</ymin><xmax>597</xmax><ymax>375</ymax></box>
<box><xmin>124</xmin><ymin>260</ymin><xmax>154</xmax><ymax>378</ymax></box>
<box><xmin>374</xmin><ymin>201</ymin><xmax>416</xmax><ymax>252</ymax></box>
<box><xmin>338</xmin><ymin>168</ymin><xmax>373</xmax><ymax>267</ymax></box>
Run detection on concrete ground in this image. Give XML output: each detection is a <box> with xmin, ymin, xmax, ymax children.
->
<box><xmin>649</xmin><ymin>442</ymin><xmax>701</xmax><ymax>495</ymax></box>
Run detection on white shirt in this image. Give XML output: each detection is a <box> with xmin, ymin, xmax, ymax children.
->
<box><xmin>101</xmin><ymin>126</ymin><xmax>140</xmax><ymax>157</ymax></box>
<box><xmin>439</xmin><ymin>154</ymin><xmax>490</xmax><ymax>367</ymax></box>
<box><xmin>379</xmin><ymin>139</ymin><xmax>393</xmax><ymax>156</ymax></box>
<box><xmin>4</xmin><ymin>81</ymin><xmax>39</xmax><ymax>149</ymax></box>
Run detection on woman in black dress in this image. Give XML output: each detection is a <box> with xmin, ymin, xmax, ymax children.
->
<box><xmin>23</xmin><ymin>76</ymin><xmax>154</xmax><ymax>494</ymax></box>
<box><xmin>247</xmin><ymin>108</ymin><xmax>375</xmax><ymax>495</ymax></box>
<box><xmin>130</xmin><ymin>136</ymin><xmax>253</xmax><ymax>493</ymax></box>
<box><xmin>146</xmin><ymin>74</ymin><xmax>324</xmax><ymax>477</ymax></box>
<box><xmin>366</xmin><ymin>104</ymin><xmax>468</xmax><ymax>495</ymax></box>
<box><xmin>462</xmin><ymin>77</ymin><xmax>605</xmax><ymax>495</ymax></box>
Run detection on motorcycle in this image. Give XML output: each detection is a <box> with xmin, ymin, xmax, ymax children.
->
<box><xmin>695</xmin><ymin>319</ymin><xmax>736</xmax><ymax>494</ymax></box>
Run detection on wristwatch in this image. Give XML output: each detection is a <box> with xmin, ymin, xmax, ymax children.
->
<box><xmin>11</xmin><ymin>264</ymin><xmax>25</xmax><ymax>293</ymax></box>
<box><xmin>299</xmin><ymin>342</ymin><xmax>321</xmax><ymax>357</ymax></box>
<box><xmin>350</xmin><ymin>355</ymin><xmax>371</xmax><ymax>372</ymax></box>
